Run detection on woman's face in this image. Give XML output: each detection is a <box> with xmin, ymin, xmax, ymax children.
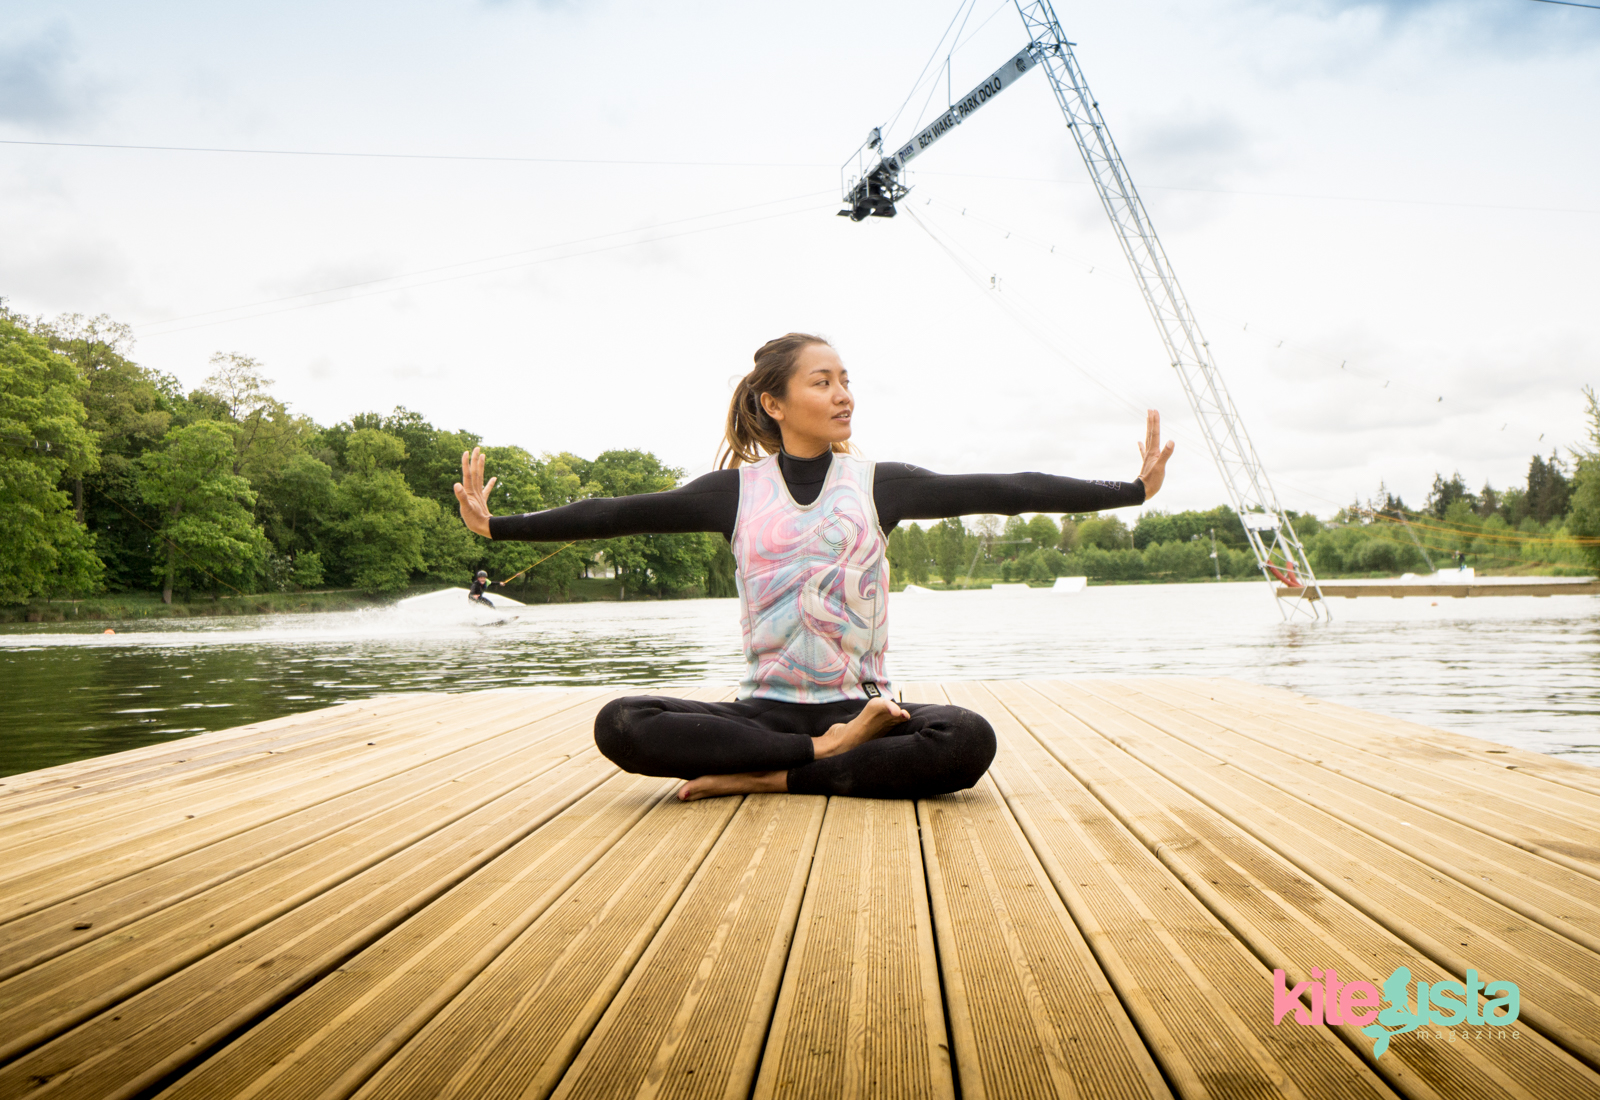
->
<box><xmin>760</xmin><ymin>343</ymin><xmax>854</xmax><ymax>457</ymax></box>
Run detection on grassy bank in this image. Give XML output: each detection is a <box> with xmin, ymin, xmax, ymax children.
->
<box><xmin>0</xmin><ymin>589</ymin><xmax>396</xmax><ymax>623</ymax></box>
<box><xmin>893</xmin><ymin>563</ymin><xmax>1593</xmax><ymax>593</ymax></box>
<box><xmin>12</xmin><ymin>563</ymin><xmax>1588</xmax><ymax>622</ymax></box>
<box><xmin>0</xmin><ymin>577</ymin><xmax>713</xmax><ymax>623</ymax></box>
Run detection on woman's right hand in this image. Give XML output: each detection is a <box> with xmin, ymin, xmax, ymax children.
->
<box><xmin>454</xmin><ymin>447</ymin><xmax>498</xmax><ymax>538</ymax></box>
<box><xmin>1135</xmin><ymin>409</ymin><xmax>1175</xmax><ymax>500</ymax></box>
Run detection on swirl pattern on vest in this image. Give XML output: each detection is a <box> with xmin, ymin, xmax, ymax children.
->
<box><xmin>733</xmin><ymin>454</ymin><xmax>890</xmax><ymax>702</ymax></box>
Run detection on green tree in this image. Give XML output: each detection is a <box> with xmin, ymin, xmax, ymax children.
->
<box><xmin>26</xmin><ymin>311</ymin><xmax>177</xmax><ymax>591</ymax></box>
<box><xmin>1426</xmin><ymin>471</ymin><xmax>1477</xmax><ymax>519</ymax></box>
<box><xmin>200</xmin><ymin>352</ymin><xmax>276</xmax><ymax>422</ymax></box>
<box><xmin>635</xmin><ymin>532</ymin><xmax>719</xmax><ymax>596</ymax></box>
<box><xmin>586</xmin><ymin>449</ymin><xmax>682</xmax><ymax>591</ymax></box>
<box><xmin>255</xmin><ymin>451</ymin><xmax>335</xmax><ymax>559</ymax></box>
<box><xmin>331</xmin><ymin>429</ymin><xmax>436</xmax><ymax>593</ymax></box>
<box><xmin>588</xmin><ymin>448</ymin><xmax>678</xmax><ymax>496</ymax></box>
<box><xmin>135</xmin><ymin>421</ymin><xmax>267</xmax><ymax>602</ymax></box>
<box><xmin>365</xmin><ymin>406</ymin><xmax>481</xmax><ymax>510</ymax></box>
<box><xmin>889</xmin><ymin>525</ymin><xmax>934</xmax><ymax>585</ymax></box>
<box><xmin>0</xmin><ymin>317</ymin><xmax>103</xmax><ymax>602</ymax></box>
<box><xmin>707</xmin><ymin>539</ymin><xmax>738</xmax><ymax>597</ymax></box>
<box><xmin>932</xmin><ymin>517</ymin><xmax>965</xmax><ymax>584</ymax></box>
<box><xmin>1567</xmin><ymin>386</ymin><xmax>1600</xmax><ymax>571</ymax></box>
<box><xmin>1000</xmin><ymin>515</ymin><xmax>1030</xmax><ymax>559</ymax></box>
<box><xmin>481</xmin><ymin>445</ymin><xmax>548</xmax><ymax>516</ymax></box>
<box><xmin>887</xmin><ymin>527</ymin><xmax>909</xmax><ymax>578</ymax></box>
<box><xmin>423</xmin><ymin>506</ymin><xmax>483</xmax><ymax>584</ymax></box>
<box><xmin>1057</xmin><ymin>517</ymin><xmax>1079</xmax><ymax>551</ymax></box>
<box><xmin>1025</xmin><ymin>513</ymin><xmax>1060</xmax><ymax>551</ymax></box>
<box><xmin>1522</xmin><ymin>453</ymin><xmax>1572</xmax><ymax>525</ymax></box>
<box><xmin>1076</xmin><ymin>514</ymin><xmax>1131</xmax><ymax>550</ymax></box>
<box><xmin>479</xmin><ymin>446</ymin><xmax>586</xmax><ymax>600</ymax></box>
<box><xmin>903</xmin><ymin>523</ymin><xmax>932</xmax><ymax>584</ymax></box>
<box><xmin>196</xmin><ymin>352</ymin><xmax>285</xmax><ymax>476</ymax></box>
<box><xmin>1132</xmin><ymin>505</ymin><xmax>1246</xmax><ymax>550</ymax></box>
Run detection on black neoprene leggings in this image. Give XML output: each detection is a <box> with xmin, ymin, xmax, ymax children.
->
<box><xmin>593</xmin><ymin>695</ymin><xmax>997</xmax><ymax>799</ymax></box>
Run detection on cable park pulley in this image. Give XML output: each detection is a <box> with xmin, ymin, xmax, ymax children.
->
<box><xmin>838</xmin><ymin>0</ymin><xmax>1329</xmax><ymax>621</ymax></box>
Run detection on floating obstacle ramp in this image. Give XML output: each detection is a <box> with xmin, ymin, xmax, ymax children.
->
<box><xmin>3</xmin><ymin>680</ymin><xmax>1600</xmax><ymax>1099</ymax></box>
<box><xmin>1279</xmin><ymin>576</ymin><xmax>1600</xmax><ymax>600</ymax></box>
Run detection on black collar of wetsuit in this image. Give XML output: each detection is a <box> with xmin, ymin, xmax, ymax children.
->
<box><xmin>777</xmin><ymin>448</ymin><xmax>833</xmax><ymax>506</ymax></box>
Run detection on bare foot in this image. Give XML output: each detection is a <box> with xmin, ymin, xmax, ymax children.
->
<box><xmin>678</xmin><ymin>770</ymin><xmax>788</xmax><ymax>801</ymax></box>
<box><xmin>813</xmin><ymin>697</ymin><xmax>909</xmax><ymax>760</ymax></box>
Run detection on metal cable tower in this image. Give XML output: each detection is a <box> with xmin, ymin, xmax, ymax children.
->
<box><xmin>841</xmin><ymin>2</ymin><xmax>1329</xmax><ymax>619</ymax></box>
<box><xmin>1012</xmin><ymin>0</ymin><xmax>1326</xmax><ymax>619</ymax></box>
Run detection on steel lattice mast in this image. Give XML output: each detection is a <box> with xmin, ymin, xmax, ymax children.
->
<box><xmin>841</xmin><ymin>2</ymin><xmax>1328</xmax><ymax>619</ymax></box>
<box><xmin>1012</xmin><ymin>0</ymin><xmax>1325</xmax><ymax>619</ymax></box>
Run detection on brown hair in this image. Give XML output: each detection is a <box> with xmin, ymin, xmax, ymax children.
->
<box><xmin>716</xmin><ymin>332</ymin><xmax>853</xmax><ymax>468</ymax></box>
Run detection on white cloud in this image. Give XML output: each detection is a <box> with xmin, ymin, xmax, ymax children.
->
<box><xmin>0</xmin><ymin>27</ymin><xmax>98</xmax><ymax>128</ymax></box>
<box><xmin>0</xmin><ymin>0</ymin><xmax>1594</xmax><ymax>518</ymax></box>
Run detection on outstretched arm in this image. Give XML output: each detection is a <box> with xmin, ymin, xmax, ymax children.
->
<box><xmin>875</xmin><ymin>409</ymin><xmax>1174</xmax><ymax>528</ymax></box>
<box><xmin>456</xmin><ymin>447</ymin><xmax>741</xmax><ymax>543</ymax></box>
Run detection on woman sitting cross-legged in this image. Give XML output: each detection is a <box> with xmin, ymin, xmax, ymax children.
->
<box><xmin>454</xmin><ymin>332</ymin><xmax>1172</xmax><ymax>801</ymax></box>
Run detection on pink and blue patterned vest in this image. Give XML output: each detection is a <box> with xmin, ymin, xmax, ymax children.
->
<box><xmin>732</xmin><ymin>453</ymin><xmax>890</xmax><ymax>703</ymax></box>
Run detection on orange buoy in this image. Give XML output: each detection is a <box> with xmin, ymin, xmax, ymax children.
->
<box><xmin>103</xmin><ymin>628</ymin><xmax>115</xmax><ymax>634</ymax></box>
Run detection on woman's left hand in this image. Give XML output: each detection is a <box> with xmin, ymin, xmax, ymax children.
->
<box><xmin>1136</xmin><ymin>409</ymin><xmax>1175</xmax><ymax>499</ymax></box>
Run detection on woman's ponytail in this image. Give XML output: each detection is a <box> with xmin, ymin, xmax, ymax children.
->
<box><xmin>717</xmin><ymin>332</ymin><xmax>836</xmax><ymax>468</ymax></box>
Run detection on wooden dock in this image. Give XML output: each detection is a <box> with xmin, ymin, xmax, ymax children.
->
<box><xmin>1278</xmin><ymin>577</ymin><xmax>1600</xmax><ymax>599</ymax></box>
<box><xmin>3</xmin><ymin>679</ymin><xmax>1599</xmax><ymax>1100</ymax></box>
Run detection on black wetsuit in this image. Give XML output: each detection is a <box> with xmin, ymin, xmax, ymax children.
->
<box><xmin>468</xmin><ymin>577</ymin><xmax>492</xmax><ymax>607</ymax></box>
<box><xmin>490</xmin><ymin>451</ymin><xmax>1144</xmax><ymax>544</ymax></box>
<box><xmin>491</xmin><ymin>451</ymin><xmax>1145</xmax><ymax>797</ymax></box>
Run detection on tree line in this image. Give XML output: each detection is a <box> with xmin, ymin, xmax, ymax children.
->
<box><xmin>4</xmin><ymin>304</ymin><xmax>1597</xmax><ymax>605</ymax></box>
<box><xmin>888</xmin><ymin>392</ymin><xmax>1600</xmax><ymax>585</ymax></box>
<box><xmin>0</xmin><ymin>308</ymin><xmax>732</xmax><ymax>605</ymax></box>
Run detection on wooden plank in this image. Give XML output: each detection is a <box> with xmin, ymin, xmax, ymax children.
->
<box><xmin>0</xmin><ymin>695</ymin><xmax>421</xmax><ymax>799</ymax></box>
<box><xmin>949</xmin><ymin>681</ymin><xmax>1396</xmax><ymax>1100</ymax></box>
<box><xmin>922</xmin><ymin>683</ymin><xmax>1171</xmax><ymax>1100</ymax></box>
<box><xmin>0</xmin><ymin>691</ymin><xmax>604</xmax><ymax>933</ymax></box>
<box><xmin>1128</xmin><ymin>680</ymin><xmax>1600</xmax><ymax>888</ymax></box>
<box><xmin>1029</xmin><ymin>680</ymin><xmax>1600</xmax><ymax>1076</ymax></box>
<box><xmin>752</xmin><ymin>796</ymin><xmax>953</xmax><ymax>1100</ymax></box>
<box><xmin>1164</xmin><ymin>677</ymin><xmax>1600</xmax><ymax>799</ymax></box>
<box><xmin>2</xmin><ymin>677</ymin><xmax>1593</xmax><ymax>1100</ymax></box>
<box><xmin>1152</xmin><ymin>677</ymin><xmax>1600</xmax><ymax>850</ymax></box>
<box><xmin>992</xmin><ymin>680</ymin><xmax>1600</xmax><ymax>1100</ymax></box>
<box><xmin>350</xmin><ymin>793</ymin><xmax>742</xmax><ymax>1100</ymax></box>
<box><xmin>0</xmin><ymin>689</ymin><xmax>584</xmax><ymax>861</ymax></box>
<box><xmin>0</xmin><ymin>695</ymin><xmax>458</xmax><ymax>824</ymax></box>
<box><xmin>547</xmin><ymin>792</ymin><xmax>826</xmax><ymax>1100</ymax></box>
<box><xmin>0</xmin><ymin>700</ymin><xmax>610</xmax><ymax>983</ymax></box>
<box><xmin>1173</xmin><ymin>678</ymin><xmax>1600</xmax><ymax>808</ymax></box>
<box><xmin>154</xmin><ymin>773</ymin><xmax>690</xmax><ymax>1100</ymax></box>
<box><xmin>0</xmin><ymin>732</ymin><xmax>611</xmax><ymax>1098</ymax></box>
<box><xmin>1110</xmin><ymin>680</ymin><xmax>1600</xmax><ymax>950</ymax></box>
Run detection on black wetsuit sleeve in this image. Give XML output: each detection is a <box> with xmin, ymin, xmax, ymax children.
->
<box><xmin>873</xmin><ymin>462</ymin><xmax>1145</xmax><ymax>530</ymax></box>
<box><xmin>487</xmin><ymin>469</ymin><xmax>740</xmax><ymax>542</ymax></box>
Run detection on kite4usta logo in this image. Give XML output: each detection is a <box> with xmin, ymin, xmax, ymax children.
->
<box><xmin>1273</xmin><ymin>966</ymin><xmax>1520</xmax><ymax>1058</ymax></box>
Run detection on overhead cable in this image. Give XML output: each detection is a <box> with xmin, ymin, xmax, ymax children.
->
<box><xmin>881</xmin><ymin>0</ymin><xmax>980</xmax><ymax>139</ymax></box>
<box><xmin>138</xmin><ymin>199</ymin><xmax>832</xmax><ymax>336</ymax></box>
<box><xmin>914</xmin><ymin>169</ymin><xmax>1600</xmax><ymax>216</ymax></box>
<box><xmin>134</xmin><ymin>189</ymin><xmax>834</xmax><ymax>331</ymax></box>
<box><xmin>0</xmin><ymin>138</ymin><xmax>830</xmax><ymax>169</ymax></box>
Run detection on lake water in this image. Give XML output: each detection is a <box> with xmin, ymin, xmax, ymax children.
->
<box><xmin>1</xmin><ymin>582</ymin><xmax>1596</xmax><ymax>777</ymax></box>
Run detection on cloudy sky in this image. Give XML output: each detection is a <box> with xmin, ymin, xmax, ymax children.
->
<box><xmin>2</xmin><ymin>0</ymin><xmax>1596</xmax><ymax>517</ymax></box>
